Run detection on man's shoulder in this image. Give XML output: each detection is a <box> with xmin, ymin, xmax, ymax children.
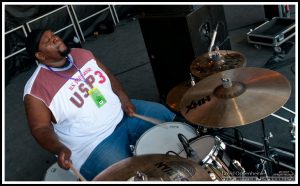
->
<box><xmin>70</xmin><ymin>48</ymin><xmax>96</xmax><ymax>67</ymax></box>
<box><xmin>71</xmin><ymin>47</ymin><xmax>91</xmax><ymax>53</ymax></box>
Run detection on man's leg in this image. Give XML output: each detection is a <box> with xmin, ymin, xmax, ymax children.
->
<box><xmin>79</xmin><ymin>120</ymin><xmax>132</xmax><ymax>180</ymax></box>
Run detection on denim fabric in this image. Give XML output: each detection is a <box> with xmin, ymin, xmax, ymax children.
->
<box><xmin>80</xmin><ymin>99</ymin><xmax>176</xmax><ymax>180</ymax></box>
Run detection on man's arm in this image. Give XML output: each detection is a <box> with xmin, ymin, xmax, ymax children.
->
<box><xmin>24</xmin><ymin>94</ymin><xmax>71</xmax><ymax>169</ymax></box>
<box><xmin>95</xmin><ymin>59</ymin><xmax>136</xmax><ymax>116</ymax></box>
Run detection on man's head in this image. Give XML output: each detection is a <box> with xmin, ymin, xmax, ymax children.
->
<box><xmin>25</xmin><ymin>29</ymin><xmax>70</xmax><ymax>66</ymax></box>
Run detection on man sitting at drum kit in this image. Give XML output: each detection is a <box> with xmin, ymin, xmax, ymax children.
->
<box><xmin>23</xmin><ymin>29</ymin><xmax>176</xmax><ymax>181</ymax></box>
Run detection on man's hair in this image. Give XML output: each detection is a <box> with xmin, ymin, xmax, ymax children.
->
<box><xmin>25</xmin><ymin>29</ymin><xmax>46</xmax><ymax>59</ymax></box>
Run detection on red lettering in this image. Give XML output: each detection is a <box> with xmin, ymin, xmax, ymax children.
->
<box><xmin>85</xmin><ymin>75</ymin><xmax>95</xmax><ymax>89</ymax></box>
<box><xmin>70</xmin><ymin>92</ymin><xmax>84</xmax><ymax>108</ymax></box>
<box><xmin>69</xmin><ymin>71</ymin><xmax>105</xmax><ymax>107</ymax></box>
<box><xmin>69</xmin><ymin>83</ymin><xmax>76</xmax><ymax>91</ymax></box>
<box><xmin>78</xmin><ymin>83</ymin><xmax>89</xmax><ymax>98</ymax></box>
<box><xmin>94</xmin><ymin>70</ymin><xmax>106</xmax><ymax>84</ymax></box>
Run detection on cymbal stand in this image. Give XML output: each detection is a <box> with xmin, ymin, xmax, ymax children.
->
<box><xmin>257</xmin><ymin>106</ymin><xmax>296</xmax><ymax>177</ymax></box>
<box><xmin>224</xmin><ymin>142</ymin><xmax>295</xmax><ymax>171</ymax></box>
<box><xmin>189</xmin><ymin>73</ymin><xmax>196</xmax><ymax>86</ymax></box>
<box><xmin>256</xmin><ymin>106</ymin><xmax>296</xmax><ymax>176</ymax></box>
<box><xmin>215</xmin><ymin>124</ymin><xmax>296</xmax><ymax>173</ymax></box>
<box><xmin>208</xmin><ymin>22</ymin><xmax>219</xmax><ymax>53</ymax></box>
<box><xmin>189</xmin><ymin>72</ymin><xmax>209</xmax><ymax>136</ymax></box>
<box><xmin>260</xmin><ymin>119</ymin><xmax>273</xmax><ymax>176</ymax></box>
<box><xmin>270</xmin><ymin>106</ymin><xmax>296</xmax><ymax>144</ymax></box>
<box><xmin>207</xmin><ymin>129</ymin><xmax>296</xmax><ymax>175</ymax></box>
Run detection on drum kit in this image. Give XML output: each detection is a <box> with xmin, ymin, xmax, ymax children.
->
<box><xmin>88</xmin><ymin>52</ymin><xmax>294</xmax><ymax>181</ymax></box>
<box><xmin>45</xmin><ymin>32</ymin><xmax>295</xmax><ymax>182</ymax></box>
<box><xmin>89</xmin><ymin>45</ymin><xmax>295</xmax><ymax>181</ymax></box>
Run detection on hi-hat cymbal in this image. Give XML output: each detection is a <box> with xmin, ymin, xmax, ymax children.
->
<box><xmin>190</xmin><ymin>50</ymin><xmax>246</xmax><ymax>80</ymax></box>
<box><xmin>166</xmin><ymin>81</ymin><xmax>193</xmax><ymax>112</ymax></box>
<box><xmin>92</xmin><ymin>154</ymin><xmax>212</xmax><ymax>181</ymax></box>
<box><xmin>180</xmin><ymin>67</ymin><xmax>291</xmax><ymax>128</ymax></box>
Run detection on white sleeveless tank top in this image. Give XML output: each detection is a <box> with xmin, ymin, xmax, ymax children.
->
<box><xmin>23</xmin><ymin>48</ymin><xmax>123</xmax><ymax>170</ymax></box>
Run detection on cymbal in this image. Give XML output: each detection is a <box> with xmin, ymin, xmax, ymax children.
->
<box><xmin>190</xmin><ymin>50</ymin><xmax>246</xmax><ymax>80</ymax></box>
<box><xmin>180</xmin><ymin>67</ymin><xmax>291</xmax><ymax>128</ymax></box>
<box><xmin>92</xmin><ymin>154</ymin><xmax>212</xmax><ymax>181</ymax></box>
<box><xmin>166</xmin><ymin>81</ymin><xmax>193</xmax><ymax>112</ymax></box>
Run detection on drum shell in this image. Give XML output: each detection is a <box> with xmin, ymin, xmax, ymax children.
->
<box><xmin>179</xmin><ymin>135</ymin><xmax>239</xmax><ymax>181</ymax></box>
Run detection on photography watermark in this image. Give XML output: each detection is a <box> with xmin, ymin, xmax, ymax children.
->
<box><xmin>220</xmin><ymin>171</ymin><xmax>295</xmax><ymax>181</ymax></box>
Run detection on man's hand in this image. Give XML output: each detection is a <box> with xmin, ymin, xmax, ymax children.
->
<box><xmin>57</xmin><ymin>147</ymin><xmax>72</xmax><ymax>170</ymax></box>
<box><xmin>121</xmin><ymin>100</ymin><xmax>136</xmax><ymax>117</ymax></box>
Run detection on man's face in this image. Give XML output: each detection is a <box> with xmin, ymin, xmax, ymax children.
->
<box><xmin>37</xmin><ymin>30</ymin><xmax>70</xmax><ymax>60</ymax></box>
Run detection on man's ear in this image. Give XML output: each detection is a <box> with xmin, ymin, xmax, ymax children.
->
<box><xmin>35</xmin><ymin>52</ymin><xmax>45</xmax><ymax>61</ymax></box>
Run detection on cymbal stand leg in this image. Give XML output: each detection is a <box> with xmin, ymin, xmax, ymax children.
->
<box><xmin>256</xmin><ymin>159</ymin><xmax>271</xmax><ymax>180</ymax></box>
<box><xmin>261</xmin><ymin>119</ymin><xmax>273</xmax><ymax>176</ymax></box>
<box><xmin>270</xmin><ymin>112</ymin><xmax>296</xmax><ymax>145</ymax></box>
<box><xmin>224</xmin><ymin>142</ymin><xmax>295</xmax><ymax>171</ymax></box>
<box><xmin>252</xmin><ymin>149</ymin><xmax>269</xmax><ymax>154</ymax></box>
<box><xmin>234</xmin><ymin>128</ymin><xmax>242</xmax><ymax>147</ymax></box>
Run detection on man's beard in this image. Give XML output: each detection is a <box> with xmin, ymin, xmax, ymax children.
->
<box><xmin>59</xmin><ymin>46</ymin><xmax>71</xmax><ymax>57</ymax></box>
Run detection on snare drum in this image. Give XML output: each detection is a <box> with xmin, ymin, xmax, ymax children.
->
<box><xmin>133</xmin><ymin>122</ymin><xmax>198</xmax><ymax>156</ymax></box>
<box><xmin>44</xmin><ymin>162</ymin><xmax>77</xmax><ymax>181</ymax></box>
<box><xmin>179</xmin><ymin>135</ymin><xmax>244</xmax><ymax>181</ymax></box>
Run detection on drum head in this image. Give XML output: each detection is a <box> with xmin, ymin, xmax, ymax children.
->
<box><xmin>179</xmin><ymin>135</ymin><xmax>216</xmax><ymax>160</ymax></box>
<box><xmin>134</xmin><ymin>122</ymin><xmax>197</xmax><ymax>155</ymax></box>
<box><xmin>190</xmin><ymin>135</ymin><xmax>216</xmax><ymax>160</ymax></box>
<box><xmin>44</xmin><ymin>163</ymin><xmax>77</xmax><ymax>181</ymax></box>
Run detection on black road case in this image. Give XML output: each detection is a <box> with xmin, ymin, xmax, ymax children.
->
<box><xmin>247</xmin><ymin>17</ymin><xmax>295</xmax><ymax>51</ymax></box>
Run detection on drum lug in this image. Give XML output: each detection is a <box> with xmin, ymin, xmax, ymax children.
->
<box><xmin>215</xmin><ymin>136</ymin><xmax>226</xmax><ymax>150</ymax></box>
<box><xmin>232</xmin><ymin>160</ymin><xmax>246</xmax><ymax>174</ymax></box>
<box><xmin>213</xmin><ymin>159</ymin><xmax>223</xmax><ymax>170</ymax></box>
<box><xmin>130</xmin><ymin>145</ymin><xmax>135</xmax><ymax>153</ymax></box>
<box><xmin>128</xmin><ymin>171</ymin><xmax>148</xmax><ymax>181</ymax></box>
<box><xmin>208</xmin><ymin>155</ymin><xmax>222</xmax><ymax>170</ymax></box>
<box><xmin>208</xmin><ymin>172</ymin><xmax>218</xmax><ymax>181</ymax></box>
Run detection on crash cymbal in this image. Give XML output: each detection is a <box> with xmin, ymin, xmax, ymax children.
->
<box><xmin>180</xmin><ymin>67</ymin><xmax>291</xmax><ymax>128</ymax></box>
<box><xmin>190</xmin><ymin>50</ymin><xmax>246</xmax><ymax>80</ymax></box>
<box><xmin>92</xmin><ymin>154</ymin><xmax>212</xmax><ymax>181</ymax></box>
<box><xmin>166</xmin><ymin>81</ymin><xmax>193</xmax><ymax>112</ymax></box>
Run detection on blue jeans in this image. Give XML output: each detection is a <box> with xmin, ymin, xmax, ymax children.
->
<box><xmin>80</xmin><ymin>99</ymin><xmax>176</xmax><ymax>180</ymax></box>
